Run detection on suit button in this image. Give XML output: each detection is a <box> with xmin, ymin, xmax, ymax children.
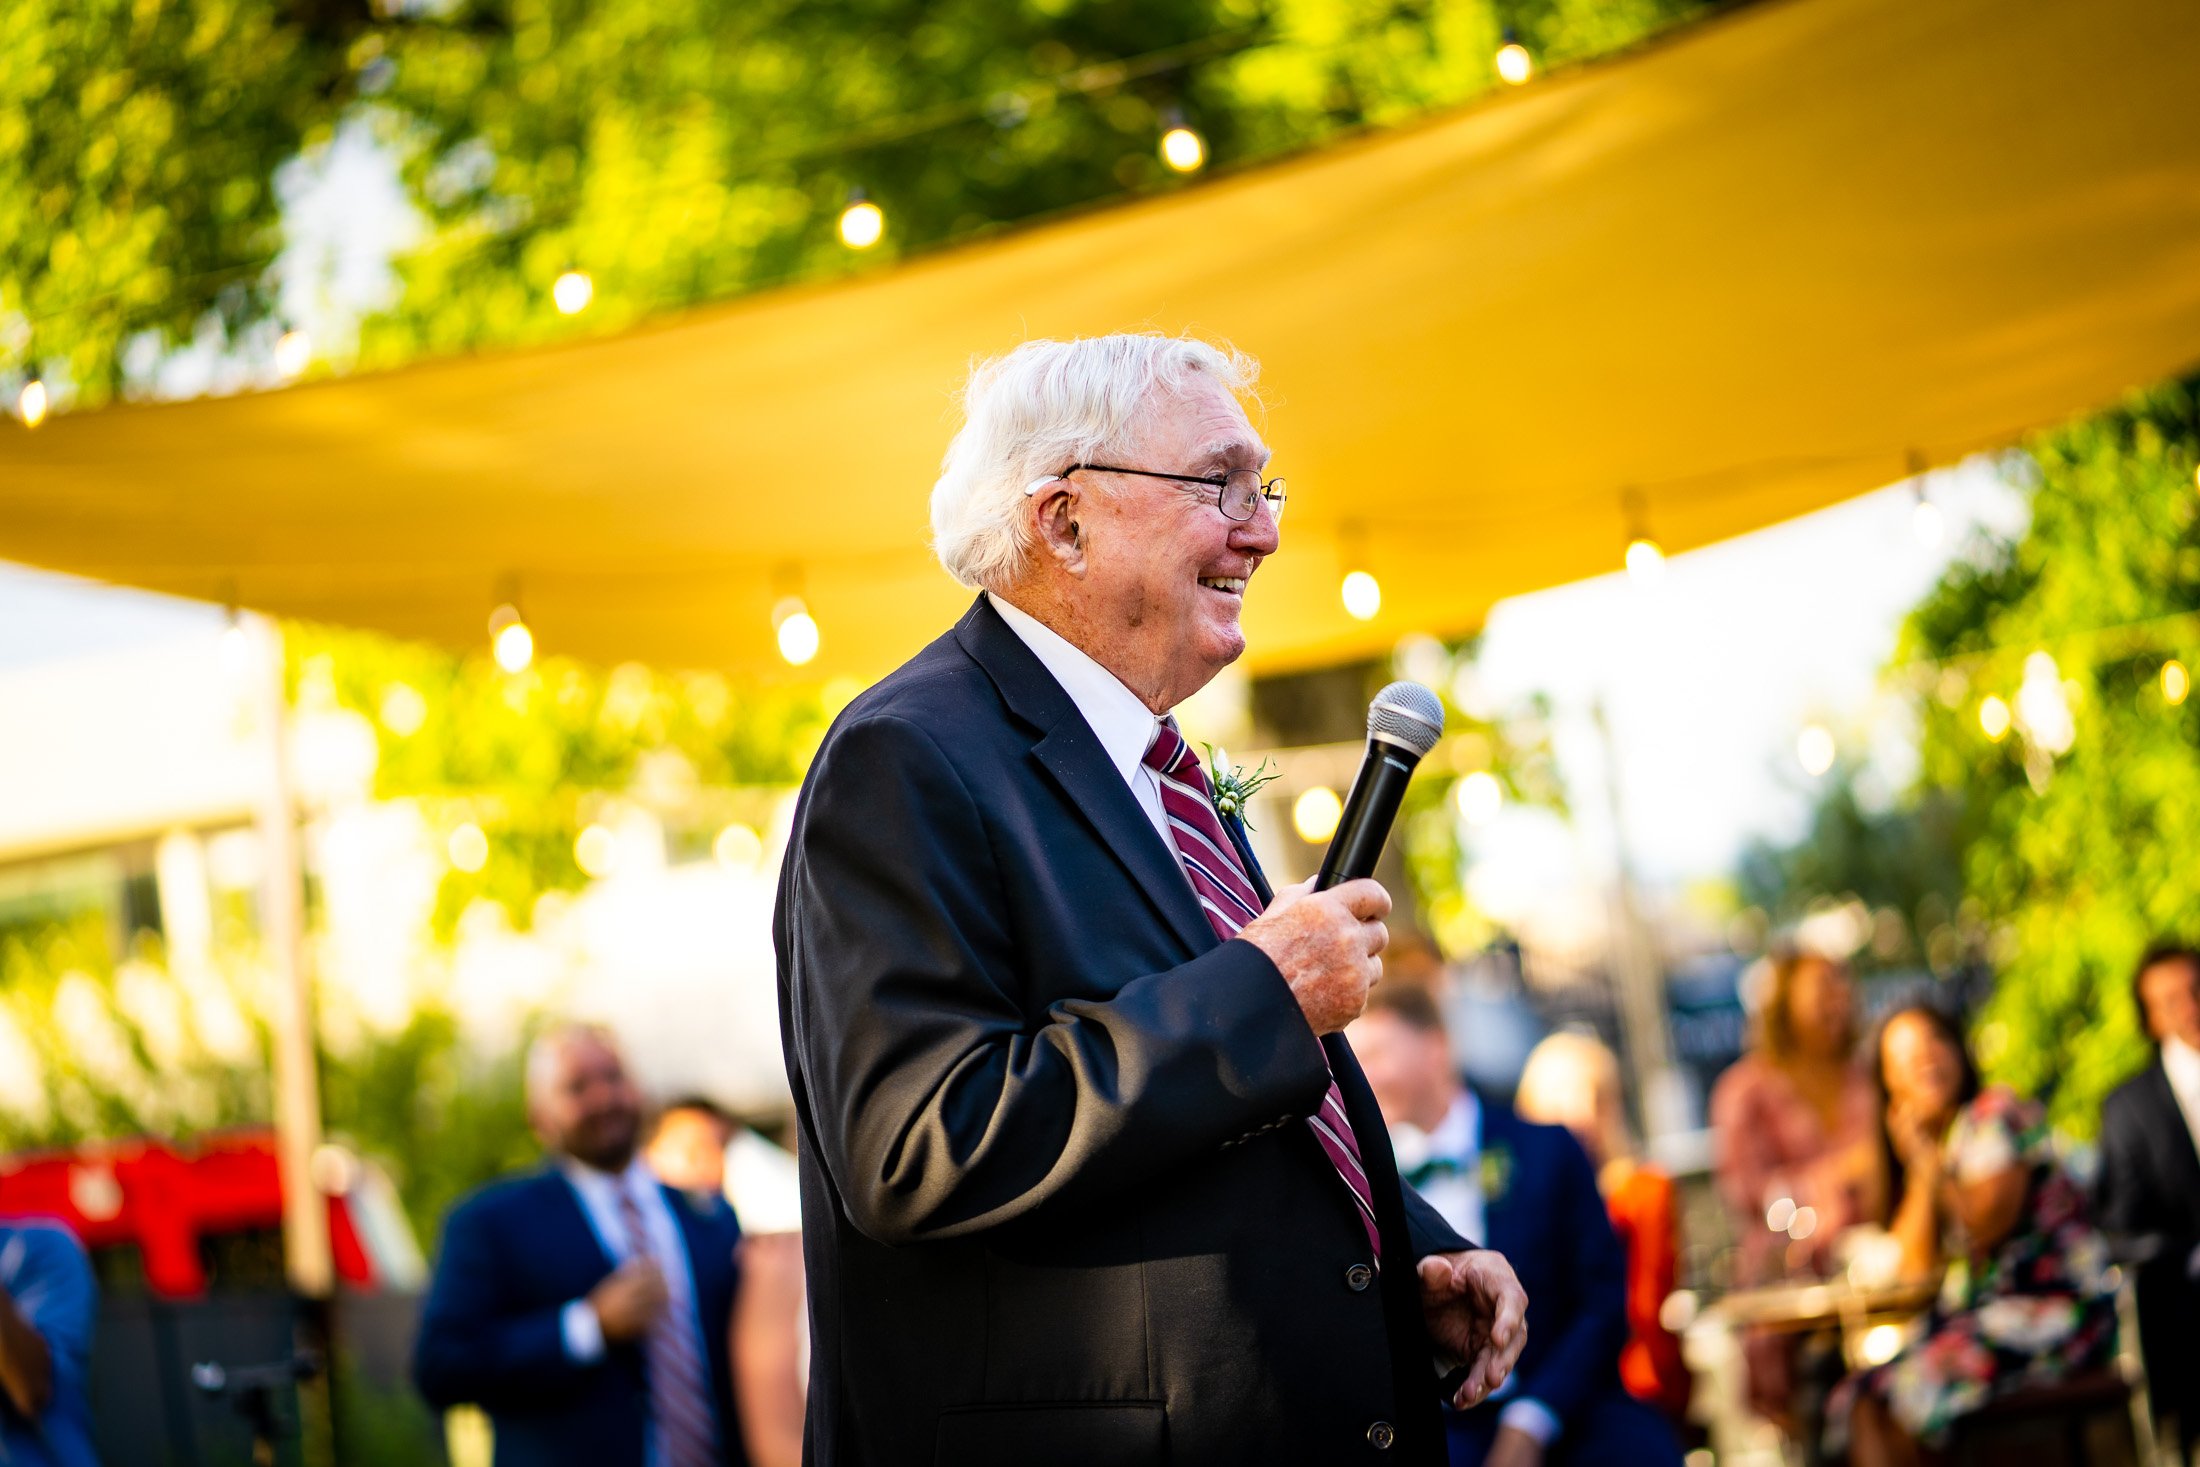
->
<box><xmin>1345</xmin><ymin>1263</ymin><xmax>1374</xmax><ymax>1292</ymax></box>
<box><xmin>1367</xmin><ymin>1421</ymin><xmax>1396</xmax><ymax>1450</ymax></box>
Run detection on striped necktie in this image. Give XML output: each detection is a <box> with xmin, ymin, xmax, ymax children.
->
<box><xmin>615</xmin><ymin>1179</ymin><xmax>719</xmax><ymax>1467</ymax></box>
<box><xmin>1142</xmin><ymin>718</ymin><xmax>1384</xmax><ymax>1259</ymax></box>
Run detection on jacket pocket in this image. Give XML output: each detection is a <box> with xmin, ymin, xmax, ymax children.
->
<box><xmin>934</xmin><ymin>1400</ymin><xmax>1166</xmax><ymax>1467</ymax></box>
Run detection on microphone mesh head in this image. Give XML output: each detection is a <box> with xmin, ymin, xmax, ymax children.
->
<box><xmin>1367</xmin><ymin>681</ymin><xmax>1445</xmax><ymax>758</ymax></box>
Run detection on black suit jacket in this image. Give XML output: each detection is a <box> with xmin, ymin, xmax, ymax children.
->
<box><xmin>775</xmin><ymin>595</ymin><xmax>1470</xmax><ymax>1467</ymax></box>
<box><xmin>412</xmin><ymin>1167</ymin><xmax>748</xmax><ymax>1467</ymax></box>
<box><xmin>2099</xmin><ymin>1058</ymin><xmax>2200</xmax><ymax>1437</ymax></box>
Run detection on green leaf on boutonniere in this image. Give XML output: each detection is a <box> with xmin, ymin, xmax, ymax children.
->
<box><xmin>1479</xmin><ymin>1141</ymin><xmax>1513</xmax><ymax>1206</ymax></box>
<box><xmin>1202</xmin><ymin>744</ymin><xmax>1279</xmax><ymax>828</ymax></box>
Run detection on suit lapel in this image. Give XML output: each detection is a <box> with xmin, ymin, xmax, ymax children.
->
<box><xmin>2145</xmin><ymin>1062</ymin><xmax>2200</xmax><ymax>1198</ymax></box>
<box><xmin>955</xmin><ymin>596</ymin><xmax>1214</xmax><ymax>958</ymax></box>
<box><xmin>1224</xmin><ymin>815</ymin><xmax>1275</xmax><ymax>906</ymax></box>
<box><xmin>546</xmin><ymin>1167</ymin><xmax>620</xmax><ymax>1275</ymax></box>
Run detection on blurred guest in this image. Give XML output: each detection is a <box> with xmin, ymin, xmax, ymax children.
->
<box><xmin>414</xmin><ymin>1023</ymin><xmax>748</xmax><ymax>1467</ymax></box>
<box><xmin>1834</xmin><ymin>1005</ymin><xmax>2115</xmax><ymax>1467</ymax></box>
<box><xmin>1710</xmin><ymin>948</ymin><xmax>1879</xmax><ymax>1429</ymax></box>
<box><xmin>2099</xmin><ymin>943</ymin><xmax>2200</xmax><ymax>1457</ymax></box>
<box><xmin>1516</xmin><ymin>1031</ymin><xmax>1691</xmax><ymax>1427</ymax></box>
<box><xmin>646</xmin><ymin>1096</ymin><xmax>737</xmax><ymax>1208</ymax></box>
<box><xmin>0</xmin><ymin>1217</ymin><xmax>99</xmax><ymax>1467</ymax></box>
<box><xmin>1352</xmin><ymin>986</ymin><xmax>1682</xmax><ymax>1467</ymax></box>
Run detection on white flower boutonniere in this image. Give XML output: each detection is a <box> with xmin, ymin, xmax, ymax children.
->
<box><xmin>1203</xmin><ymin>744</ymin><xmax>1279</xmax><ymax>827</ymax></box>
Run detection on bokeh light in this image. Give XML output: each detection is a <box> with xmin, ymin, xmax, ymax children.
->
<box><xmin>838</xmin><ymin>200</ymin><xmax>884</xmax><ymax>249</ymax></box>
<box><xmin>774</xmin><ymin>598</ymin><xmax>821</xmax><ymax>665</ymax></box>
<box><xmin>574</xmin><ymin>823</ymin><xmax>616</xmax><ymax>877</ymax></box>
<box><xmin>1159</xmin><ymin>126</ymin><xmax>1207</xmax><ymax>173</ymax></box>
<box><xmin>1797</xmin><ymin>724</ymin><xmax>1836</xmax><ymax>776</ymax></box>
<box><xmin>1292</xmin><ymin>786</ymin><xmax>1343</xmax><ymax>843</ymax></box>
<box><xmin>16</xmin><ymin>379</ymin><xmax>47</xmax><ymax>428</ymax></box>
<box><xmin>2163</xmin><ymin>658</ymin><xmax>2190</xmax><ymax>706</ymax></box>
<box><xmin>1625</xmin><ymin>537</ymin><xmax>1665</xmax><ymax>583</ymax></box>
<box><xmin>1340</xmin><ymin>570</ymin><xmax>1382</xmax><ymax>621</ymax></box>
<box><xmin>1495</xmin><ymin>42</ymin><xmax>1534</xmax><ymax>85</ymax></box>
<box><xmin>447</xmin><ymin>823</ymin><xmax>489</xmax><ymax>873</ymax></box>
<box><xmin>552</xmin><ymin>270</ymin><xmax>594</xmax><ymax>315</ymax></box>
<box><xmin>1979</xmin><ymin>694</ymin><xmax>2011</xmax><ymax>741</ymax></box>
<box><xmin>1455</xmin><ymin>770</ymin><xmax>1503</xmax><ymax>826</ymax></box>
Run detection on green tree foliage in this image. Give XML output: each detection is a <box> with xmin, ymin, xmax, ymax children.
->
<box><xmin>1753</xmin><ymin>380</ymin><xmax>2200</xmax><ymax>1134</ymax></box>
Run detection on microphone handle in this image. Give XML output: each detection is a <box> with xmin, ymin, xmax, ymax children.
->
<box><xmin>1314</xmin><ymin>742</ymin><xmax>1421</xmax><ymax>890</ymax></box>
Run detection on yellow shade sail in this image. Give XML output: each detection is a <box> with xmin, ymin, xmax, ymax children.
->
<box><xmin>5</xmin><ymin>0</ymin><xmax>2198</xmax><ymax>677</ymax></box>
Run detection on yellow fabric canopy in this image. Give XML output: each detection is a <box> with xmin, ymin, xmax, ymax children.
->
<box><xmin>5</xmin><ymin>0</ymin><xmax>2198</xmax><ymax>678</ymax></box>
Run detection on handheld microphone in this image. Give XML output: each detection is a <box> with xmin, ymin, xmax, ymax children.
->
<box><xmin>1314</xmin><ymin>681</ymin><xmax>1446</xmax><ymax>890</ymax></box>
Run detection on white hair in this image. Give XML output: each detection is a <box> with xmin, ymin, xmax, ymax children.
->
<box><xmin>930</xmin><ymin>333</ymin><xmax>1260</xmax><ymax>592</ymax></box>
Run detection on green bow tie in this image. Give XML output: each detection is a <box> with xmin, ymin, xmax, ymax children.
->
<box><xmin>1403</xmin><ymin>1155</ymin><xmax>1468</xmax><ymax>1189</ymax></box>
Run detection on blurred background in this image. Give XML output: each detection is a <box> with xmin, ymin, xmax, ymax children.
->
<box><xmin>2</xmin><ymin>0</ymin><xmax>2197</xmax><ymax>1462</ymax></box>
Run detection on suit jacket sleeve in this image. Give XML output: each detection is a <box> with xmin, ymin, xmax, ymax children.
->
<box><xmin>782</xmin><ymin>712</ymin><xmax>1334</xmax><ymax>1246</ymax></box>
<box><xmin>413</xmin><ymin>1197</ymin><xmax>600</xmax><ymax>1410</ymax></box>
<box><xmin>1514</xmin><ymin>1132</ymin><xmax>1629</xmax><ymax>1423</ymax></box>
<box><xmin>2097</xmin><ymin>1087</ymin><xmax>2151</xmax><ymax>1240</ymax></box>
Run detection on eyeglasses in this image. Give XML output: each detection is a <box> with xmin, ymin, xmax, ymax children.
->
<box><xmin>1027</xmin><ymin>463</ymin><xmax>1288</xmax><ymax>523</ymax></box>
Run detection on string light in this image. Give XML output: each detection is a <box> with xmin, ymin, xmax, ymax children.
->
<box><xmin>574</xmin><ymin>823</ymin><xmax>616</xmax><ymax>877</ymax></box>
<box><xmin>2163</xmin><ymin>659</ymin><xmax>2190</xmax><ymax>706</ymax></box>
<box><xmin>16</xmin><ymin>378</ymin><xmax>47</xmax><ymax>428</ymax></box>
<box><xmin>1292</xmin><ymin>786</ymin><xmax>1343</xmax><ymax>843</ymax></box>
<box><xmin>1340</xmin><ymin>569</ymin><xmax>1382</xmax><ymax>621</ymax></box>
<box><xmin>1797</xmin><ymin>724</ymin><xmax>1836</xmax><ymax>776</ymax></box>
<box><xmin>713</xmin><ymin>823</ymin><xmax>764</xmax><ymax>869</ymax></box>
<box><xmin>1625</xmin><ymin>537</ymin><xmax>1665</xmax><ymax>583</ymax></box>
<box><xmin>1159</xmin><ymin>124</ymin><xmax>1207</xmax><ymax>173</ymax></box>
<box><xmin>1979</xmin><ymin>694</ymin><xmax>2011</xmax><ymax>741</ymax></box>
<box><xmin>447</xmin><ymin>822</ymin><xmax>489</xmax><ymax>873</ymax></box>
<box><xmin>552</xmin><ymin>270</ymin><xmax>594</xmax><ymax>315</ymax></box>
<box><xmin>1455</xmin><ymin>770</ymin><xmax>1503</xmax><ymax>826</ymax></box>
<box><xmin>488</xmin><ymin>602</ymin><xmax>534</xmax><ymax>672</ymax></box>
<box><xmin>838</xmin><ymin>195</ymin><xmax>885</xmax><ymax>250</ymax></box>
<box><xmin>1912</xmin><ymin>491</ymin><xmax>1944</xmax><ymax>549</ymax></box>
<box><xmin>773</xmin><ymin>596</ymin><xmax>821</xmax><ymax>665</ymax></box>
<box><xmin>273</xmin><ymin>329</ymin><xmax>313</xmax><ymax>378</ymax></box>
<box><xmin>1495</xmin><ymin>32</ymin><xmax>1534</xmax><ymax>85</ymax></box>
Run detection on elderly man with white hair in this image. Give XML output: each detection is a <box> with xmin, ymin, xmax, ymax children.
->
<box><xmin>774</xmin><ymin>333</ymin><xmax>1527</xmax><ymax>1467</ymax></box>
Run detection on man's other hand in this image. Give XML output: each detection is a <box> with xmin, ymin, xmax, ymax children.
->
<box><xmin>1417</xmin><ymin>1249</ymin><xmax>1528</xmax><ymax>1410</ymax></box>
<box><xmin>1485</xmin><ymin>1425</ymin><xmax>1546</xmax><ymax>1467</ymax></box>
<box><xmin>1237</xmin><ymin>877</ymin><xmax>1390</xmax><ymax>1035</ymax></box>
<box><xmin>588</xmin><ymin>1258</ymin><xmax>668</xmax><ymax>1342</ymax></box>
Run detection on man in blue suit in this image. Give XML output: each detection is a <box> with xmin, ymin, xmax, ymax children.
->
<box><xmin>414</xmin><ymin>1023</ymin><xmax>747</xmax><ymax>1467</ymax></box>
<box><xmin>1351</xmin><ymin>986</ymin><xmax>1681</xmax><ymax>1467</ymax></box>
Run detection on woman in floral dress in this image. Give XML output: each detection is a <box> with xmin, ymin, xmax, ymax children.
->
<box><xmin>1835</xmin><ymin>1004</ymin><xmax>2117</xmax><ymax>1466</ymax></box>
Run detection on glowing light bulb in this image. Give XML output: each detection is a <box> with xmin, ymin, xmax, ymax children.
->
<box><xmin>2163</xmin><ymin>659</ymin><xmax>2190</xmax><ymax>706</ymax></box>
<box><xmin>713</xmin><ymin>823</ymin><xmax>764</xmax><ymax>870</ymax></box>
<box><xmin>1625</xmin><ymin>537</ymin><xmax>1665</xmax><ymax>583</ymax></box>
<box><xmin>574</xmin><ymin>823</ymin><xmax>616</xmax><ymax>878</ymax></box>
<box><xmin>1455</xmin><ymin>770</ymin><xmax>1503</xmax><ymax>826</ymax></box>
<box><xmin>488</xmin><ymin>602</ymin><xmax>533</xmax><ymax>672</ymax></box>
<box><xmin>447</xmin><ymin>823</ymin><xmax>489</xmax><ymax>873</ymax></box>
<box><xmin>1912</xmin><ymin>497</ymin><xmax>1944</xmax><ymax>549</ymax></box>
<box><xmin>838</xmin><ymin>199</ymin><xmax>885</xmax><ymax>250</ymax></box>
<box><xmin>773</xmin><ymin>597</ymin><xmax>821</xmax><ymax>665</ymax></box>
<box><xmin>552</xmin><ymin>270</ymin><xmax>594</xmax><ymax>315</ymax></box>
<box><xmin>1340</xmin><ymin>569</ymin><xmax>1381</xmax><ymax>620</ymax></box>
<box><xmin>17</xmin><ymin>379</ymin><xmax>47</xmax><ymax>428</ymax></box>
<box><xmin>1159</xmin><ymin>126</ymin><xmax>1207</xmax><ymax>173</ymax></box>
<box><xmin>273</xmin><ymin>330</ymin><xmax>312</xmax><ymax>378</ymax></box>
<box><xmin>1797</xmin><ymin>724</ymin><xmax>1836</xmax><ymax>776</ymax></box>
<box><xmin>1292</xmin><ymin>786</ymin><xmax>1343</xmax><ymax>843</ymax></box>
<box><xmin>1495</xmin><ymin>42</ymin><xmax>1534</xmax><ymax>85</ymax></box>
<box><xmin>1979</xmin><ymin>695</ymin><xmax>2011</xmax><ymax>741</ymax></box>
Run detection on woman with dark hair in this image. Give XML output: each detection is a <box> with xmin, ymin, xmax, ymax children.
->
<box><xmin>1834</xmin><ymin>1005</ymin><xmax>2116</xmax><ymax>1467</ymax></box>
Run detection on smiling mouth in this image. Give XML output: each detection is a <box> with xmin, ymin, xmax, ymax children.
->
<box><xmin>1199</xmin><ymin>576</ymin><xmax>1247</xmax><ymax>595</ymax></box>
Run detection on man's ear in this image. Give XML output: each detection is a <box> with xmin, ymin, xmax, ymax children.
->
<box><xmin>1032</xmin><ymin>482</ymin><xmax>1087</xmax><ymax>575</ymax></box>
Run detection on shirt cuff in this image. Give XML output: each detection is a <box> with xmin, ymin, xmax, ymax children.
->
<box><xmin>561</xmin><ymin>1299</ymin><xmax>606</xmax><ymax>1362</ymax></box>
<box><xmin>1498</xmin><ymin>1398</ymin><xmax>1560</xmax><ymax>1446</ymax></box>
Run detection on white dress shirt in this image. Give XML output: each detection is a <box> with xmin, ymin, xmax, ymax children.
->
<box><xmin>988</xmin><ymin>592</ymin><xmax>1175</xmax><ymax>847</ymax></box>
<box><xmin>2164</xmin><ymin>1036</ymin><xmax>2200</xmax><ymax>1167</ymax></box>
<box><xmin>556</xmin><ymin>1157</ymin><xmax>709</xmax><ymax>1467</ymax></box>
<box><xmin>1386</xmin><ymin>1092</ymin><xmax>1558</xmax><ymax>1446</ymax></box>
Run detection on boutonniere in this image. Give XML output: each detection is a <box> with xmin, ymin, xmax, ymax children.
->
<box><xmin>1203</xmin><ymin>744</ymin><xmax>1279</xmax><ymax>827</ymax></box>
<box><xmin>1478</xmin><ymin>1141</ymin><xmax>1513</xmax><ymax>1206</ymax></box>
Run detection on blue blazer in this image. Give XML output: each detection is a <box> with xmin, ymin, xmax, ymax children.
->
<box><xmin>1473</xmin><ymin>1101</ymin><xmax>1629</xmax><ymax>1423</ymax></box>
<box><xmin>413</xmin><ymin>1167</ymin><xmax>747</xmax><ymax>1467</ymax></box>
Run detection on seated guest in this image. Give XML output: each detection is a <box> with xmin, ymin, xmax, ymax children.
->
<box><xmin>0</xmin><ymin>1215</ymin><xmax>99</xmax><ymax>1467</ymax></box>
<box><xmin>415</xmin><ymin>1022</ymin><xmax>749</xmax><ymax>1467</ymax></box>
<box><xmin>1516</xmin><ymin>1031</ymin><xmax>1692</xmax><ymax>1429</ymax></box>
<box><xmin>1709</xmin><ymin>947</ymin><xmax>1880</xmax><ymax>1430</ymax></box>
<box><xmin>1834</xmin><ymin>1005</ymin><xmax>2115</xmax><ymax>1467</ymax></box>
<box><xmin>1351</xmin><ymin>986</ymin><xmax>1682</xmax><ymax>1467</ymax></box>
<box><xmin>2099</xmin><ymin>943</ymin><xmax>2200</xmax><ymax>1458</ymax></box>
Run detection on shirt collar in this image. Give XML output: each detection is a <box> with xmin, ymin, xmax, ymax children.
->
<box><xmin>1425</xmin><ymin>1089</ymin><xmax>1481</xmax><ymax>1163</ymax></box>
<box><xmin>560</xmin><ymin>1154</ymin><xmax>652</xmax><ymax>1203</ymax></box>
<box><xmin>987</xmin><ymin>592</ymin><xmax>1164</xmax><ymax>785</ymax></box>
<box><xmin>2164</xmin><ymin>1035</ymin><xmax>2200</xmax><ymax>1094</ymax></box>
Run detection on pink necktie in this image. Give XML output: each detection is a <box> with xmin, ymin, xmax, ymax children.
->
<box><xmin>615</xmin><ymin>1181</ymin><xmax>719</xmax><ymax>1467</ymax></box>
<box><xmin>1142</xmin><ymin>719</ymin><xmax>1384</xmax><ymax>1259</ymax></box>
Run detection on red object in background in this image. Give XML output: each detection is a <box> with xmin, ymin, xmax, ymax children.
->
<box><xmin>0</xmin><ymin>1130</ymin><xmax>374</xmax><ymax>1299</ymax></box>
<box><xmin>1607</xmin><ymin>1163</ymin><xmax>1693</xmax><ymax>1425</ymax></box>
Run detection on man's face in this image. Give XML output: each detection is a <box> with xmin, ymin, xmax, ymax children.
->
<box><xmin>1344</xmin><ymin>1009</ymin><xmax>1456</xmax><ymax>1132</ymax></box>
<box><xmin>2139</xmin><ymin>957</ymin><xmax>2200</xmax><ymax>1049</ymax></box>
<box><xmin>1070</xmin><ymin>377</ymin><xmax>1279</xmax><ymax>706</ymax></box>
<box><xmin>532</xmin><ymin>1033</ymin><xmax>644</xmax><ymax>1172</ymax></box>
<box><xmin>645</xmin><ymin>1107</ymin><xmax>731</xmax><ymax>1195</ymax></box>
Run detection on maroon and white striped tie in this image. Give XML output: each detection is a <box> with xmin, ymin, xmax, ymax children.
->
<box><xmin>1142</xmin><ymin>718</ymin><xmax>1385</xmax><ymax>1259</ymax></box>
<box><xmin>615</xmin><ymin>1181</ymin><xmax>719</xmax><ymax>1467</ymax></box>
